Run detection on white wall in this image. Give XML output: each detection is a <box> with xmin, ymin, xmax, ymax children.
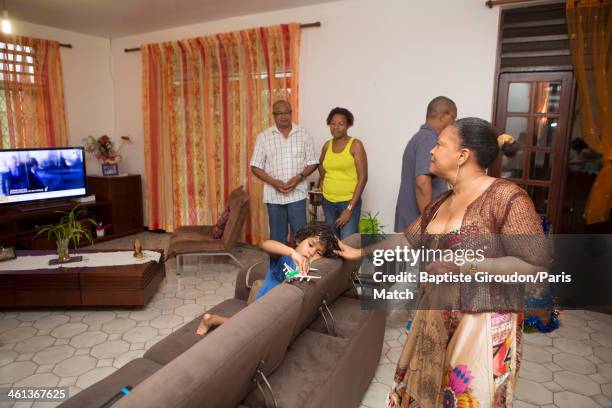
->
<box><xmin>111</xmin><ymin>0</ymin><xmax>501</xmax><ymax>230</ymax></box>
<box><xmin>12</xmin><ymin>20</ymin><xmax>115</xmax><ymax>175</ymax></box>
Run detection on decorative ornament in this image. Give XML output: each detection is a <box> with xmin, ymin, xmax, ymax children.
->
<box><xmin>133</xmin><ymin>238</ymin><xmax>144</xmax><ymax>259</ymax></box>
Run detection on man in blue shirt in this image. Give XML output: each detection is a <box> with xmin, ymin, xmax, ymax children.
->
<box><xmin>394</xmin><ymin>96</ymin><xmax>457</xmax><ymax>232</ymax></box>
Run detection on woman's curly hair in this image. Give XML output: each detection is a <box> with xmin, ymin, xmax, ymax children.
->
<box><xmin>295</xmin><ymin>222</ymin><xmax>340</xmax><ymax>258</ymax></box>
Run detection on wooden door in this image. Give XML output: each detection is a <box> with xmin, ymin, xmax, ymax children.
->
<box><xmin>492</xmin><ymin>72</ymin><xmax>574</xmax><ymax>232</ymax></box>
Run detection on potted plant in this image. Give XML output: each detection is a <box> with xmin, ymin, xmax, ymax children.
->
<box><xmin>95</xmin><ymin>221</ymin><xmax>111</xmax><ymax>238</ymax></box>
<box><xmin>359</xmin><ymin>211</ymin><xmax>385</xmax><ymax>236</ymax></box>
<box><xmin>34</xmin><ymin>207</ymin><xmax>97</xmax><ymax>263</ymax></box>
<box><xmin>356</xmin><ymin>212</ymin><xmax>387</xmax><ymax>297</ymax></box>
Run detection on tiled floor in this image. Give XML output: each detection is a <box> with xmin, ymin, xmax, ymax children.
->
<box><xmin>0</xmin><ymin>232</ymin><xmax>611</xmax><ymax>408</ymax></box>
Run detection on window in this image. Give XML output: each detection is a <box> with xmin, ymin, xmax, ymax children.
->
<box><xmin>0</xmin><ymin>41</ymin><xmax>37</xmax><ymax>146</ymax></box>
<box><xmin>0</xmin><ymin>41</ymin><xmax>35</xmax><ymax>84</ymax></box>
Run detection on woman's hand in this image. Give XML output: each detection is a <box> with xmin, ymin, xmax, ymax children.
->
<box><xmin>290</xmin><ymin>249</ymin><xmax>309</xmax><ymax>275</ymax></box>
<box><xmin>334</xmin><ymin>240</ymin><xmax>363</xmax><ymax>260</ymax></box>
<box><xmin>335</xmin><ymin>208</ymin><xmax>352</xmax><ymax>228</ymax></box>
<box><xmin>424</xmin><ymin>261</ymin><xmax>460</xmax><ymax>275</ymax></box>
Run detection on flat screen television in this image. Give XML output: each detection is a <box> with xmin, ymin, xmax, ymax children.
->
<box><xmin>0</xmin><ymin>147</ymin><xmax>87</xmax><ymax>206</ymax></box>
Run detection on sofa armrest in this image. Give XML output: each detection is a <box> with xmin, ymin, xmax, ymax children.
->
<box><xmin>234</xmin><ymin>260</ymin><xmax>268</xmax><ymax>301</ymax></box>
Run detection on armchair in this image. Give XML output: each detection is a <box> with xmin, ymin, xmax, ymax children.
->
<box><xmin>167</xmin><ymin>186</ymin><xmax>249</xmax><ymax>274</ymax></box>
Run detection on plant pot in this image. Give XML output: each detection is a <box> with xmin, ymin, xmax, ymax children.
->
<box><xmin>56</xmin><ymin>238</ymin><xmax>70</xmax><ymax>262</ymax></box>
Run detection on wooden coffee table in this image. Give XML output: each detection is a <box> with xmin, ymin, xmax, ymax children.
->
<box><xmin>0</xmin><ymin>249</ymin><xmax>165</xmax><ymax>307</ymax></box>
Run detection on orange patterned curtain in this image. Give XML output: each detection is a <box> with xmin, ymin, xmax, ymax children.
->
<box><xmin>0</xmin><ymin>35</ymin><xmax>68</xmax><ymax>148</ymax></box>
<box><xmin>142</xmin><ymin>23</ymin><xmax>301</xmax><ymax>242</ymax></box>
<box><xmin>567</xmin><ymin>0</ymin><xmax>612</xmax><ymax>224</ymax></box>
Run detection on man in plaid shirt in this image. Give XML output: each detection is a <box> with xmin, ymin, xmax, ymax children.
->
<box><xmin>250</xmin><ymin>100</ymin><xmax>319</xmax><ymax>243</ymax></box>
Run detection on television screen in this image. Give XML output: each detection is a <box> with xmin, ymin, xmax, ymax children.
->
<box><xmin>0</xmin><ymin>147</ymin><xmax>86</xmax><ymax>205</ymax></box>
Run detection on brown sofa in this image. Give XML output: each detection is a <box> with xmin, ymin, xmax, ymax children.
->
<box><xmin>59</xmin><ymin>235</ymin><xmax>385</xmax><ymax>408</ymax></box>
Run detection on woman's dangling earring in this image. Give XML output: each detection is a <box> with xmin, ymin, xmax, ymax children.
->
<box><xmin>453</xmin><ymin>163</ymin><xmax>461</xmax><ymax>186</ymax></box>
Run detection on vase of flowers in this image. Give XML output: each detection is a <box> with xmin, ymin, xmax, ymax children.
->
<box><xmin>83</xmin><ymin>135</ymin><xmax>132</xmax><ymax>176</ymax></box>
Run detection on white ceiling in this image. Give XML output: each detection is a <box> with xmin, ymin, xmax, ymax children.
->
<box><xmin>8</xmin><ymin>0</ymin><xmax>338</xmax><ymax>38</ymax></box>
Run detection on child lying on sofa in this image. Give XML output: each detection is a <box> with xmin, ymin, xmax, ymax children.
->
<box><xmin>196</xmin><ymin>222</ymin><xmax>340</xmax><ymax>335</ymax></box>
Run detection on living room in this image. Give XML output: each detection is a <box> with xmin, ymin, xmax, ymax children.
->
<box><xmin>0</xmin><ymin>0</ymin><xmax>611</xmax><ymax>407</ymax></box>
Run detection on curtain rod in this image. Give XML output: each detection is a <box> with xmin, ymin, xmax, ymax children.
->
<box><xmin>59</xmin><ymin>43</ymin><xmax>72</xmax><ymax>49</ymax></box>
<box><xmin>123</xmin><ymin>21</ymin><xmax>321</xmax><ymax>53</ymax></box>
<box><xmin>486</xmin><ymin>0</ymin><xmax>536</xmax><ymax>7</ymax></box>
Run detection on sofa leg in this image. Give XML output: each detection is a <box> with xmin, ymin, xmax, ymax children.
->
<box><xmin>174</xmin><ymin>252</ymin><xmax>243</xmax><ymax>273</ymax></box>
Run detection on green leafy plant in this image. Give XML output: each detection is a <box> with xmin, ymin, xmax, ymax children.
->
<box><xmin>35</xmin><ymin>207</ymin><xmax>97</xmax><ymax>259</ymax></box>
<box><xmin>359</xmin><ymin>211</ymin><xmax>386</xmax><ymax>235</ymax></box>
<box><xmin>358</xmin><ymin>211</ymin><xmax>387</xmax><ymax>264</ymax></box>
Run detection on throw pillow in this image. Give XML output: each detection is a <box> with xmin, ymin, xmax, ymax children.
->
<box><xmin>247</xmin><ymin>279</ymin><xmax>264</xmax><ymax>304</ymax></box>
<box><xmin>212</xmin><ymin>207</ymin><xmax>230</xmax><ymax>239</ymax></box>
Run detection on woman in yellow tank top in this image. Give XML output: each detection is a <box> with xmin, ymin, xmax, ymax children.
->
<box><xmin>318</xmin><ymin>107</ymin><xmax>368</xmax><ymax>238</ymax></box>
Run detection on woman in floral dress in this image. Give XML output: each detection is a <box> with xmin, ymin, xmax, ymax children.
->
<box><xmin>339</xmin><ymin>118</ymin><xmax>549</xmax><ymax>407</ymax></box>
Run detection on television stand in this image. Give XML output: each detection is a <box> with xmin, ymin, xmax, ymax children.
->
<box><xmin>0</xmin><ymin>175</ymin><xmax>143</xmax><ymax>249</ymax></box>
<box><xmin>14</xmin><ymin>200</ymin><xmax>70</xmax><ymax>212</ymax></box>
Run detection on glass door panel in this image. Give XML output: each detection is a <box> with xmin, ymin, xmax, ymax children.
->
<box><xmin>534</xmin><ymin>117</ymin><xmax>557</xmax><ymax>147</ymax></box>
<box><xmin>508</xmin><ymin>82</ymin><xmax>531</xmax><ymax>112</ymax></box>
<box><xmin>529</xmin><ymin>152</ymin><xmax>553</xmax><ymax>181</ymax></box>
<box><xmin>534</xmin><ymin>82</ymin><xmax>562</xmax><ymax>114</ymax></box>
<box><xmin>505</xmin><ymin>117</ymin><xmax>529</xmax><ymax>144</ymax></box>
<box><xmin>501</xmin><ymin>150</ymin><xmax>525</xmax><ymax>179</ymax></box>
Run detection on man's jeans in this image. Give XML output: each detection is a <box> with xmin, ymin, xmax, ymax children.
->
<box><xmin>266</xmin><ymin>199</ymin><xmax>307</xmax><ymax>244</ymax></box>
<box><xmin>321</xmin><ymin>198</ymin><xmax>361</xmax><ymax>239</ymax></box>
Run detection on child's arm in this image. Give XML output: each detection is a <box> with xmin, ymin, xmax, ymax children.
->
<box><xmin>334</xmin><ymin>240</ymin><xmax>364</xmax><ymax>260</ymax></box>
<box><xmin>261</xmin><ymin>240</ymin><xmax>309</xmax><ymax>274</ymax></box>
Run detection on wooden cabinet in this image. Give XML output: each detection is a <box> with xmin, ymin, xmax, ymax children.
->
<box><xmin>86</xmin><ymin>175</ymin><xmax>144</xmax><ymax>237</ymax></box>
<box><xmin>0</xmin><ymin>174</ymin><xmax>144</xmax><ymax>249</ymax></box>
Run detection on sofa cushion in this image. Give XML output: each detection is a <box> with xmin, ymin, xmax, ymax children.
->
<box><xmin>222</xmin><ymin>187</ymin><xmax>249</xmax><ymax>247</ymax></box>
<box><xmin>307</xmin><ymin>295</ymin><xmax>377</xmax><ymax>339</ymax></box>
<box><xmin>234</xmin><ymin>260</ymin><xmax>268</xmax><ymax>301</ymax></box>
<box><xmin>212</xmin><ymin>207</ymin><xmax>230</xmax><ymax>239</ymax></box>
<box><xmin>236</xmin><ymin>255</ymin><xmax>358</xmax><ymax>342</ymax></box>
<box><xmin>58</xmin><ymin>358</ymin><xmax>162</xmax><ymax>408</ymax></box>
<box><xmin>243</xmin><ymin>330</ymin><xmax>348</xmax><ymax>408</ymax></box>
<box><xmin>144</xmin><ymin>298</ymin><xmax>247</xmax><ymax>365</ymax></box>
<box><xmin>173</xmin><ymin>225</ymin><xmax>214</xmax><ymax>235</ymax></box>
<box><xmin>247</xmin><ymin>279</ymin><xmax>264</xmax><ymax>304</ymax></box>
<box><xmin>242</xmin><ymin>296</ymin><xmax>385</xmax><ymax>408</ymax></box>
<box><xmin>287</xmin><ymin>256</ymin><xmax>353</xmax><ymax>340</ymax></box>
<box><xmin>114</xmin><ymin>284</ymin><xmax>304</xmax><ymax>408</ymax></box>
<box><xmin>169</xmin><ymin>235</ymin><xmax>226</xmax><ymax>254</ymax></box>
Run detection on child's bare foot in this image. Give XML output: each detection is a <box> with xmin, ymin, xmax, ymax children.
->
<box><xmin>196</xmin><ymin>314</ymin><xmax>212</xmax><ymax>336</ymax></box>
